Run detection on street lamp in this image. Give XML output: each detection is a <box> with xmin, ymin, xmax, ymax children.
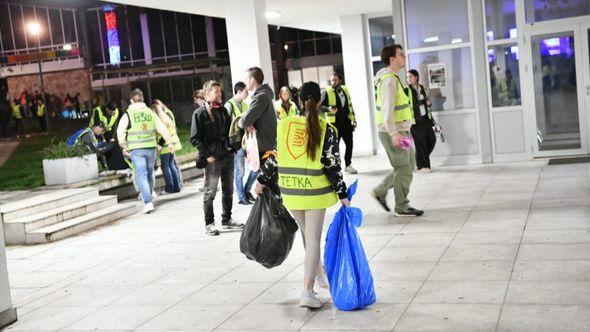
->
<box><xmin>27</xmin><ymin>21</ymin><xmax>49</xmax><ymax>133</ymax></box>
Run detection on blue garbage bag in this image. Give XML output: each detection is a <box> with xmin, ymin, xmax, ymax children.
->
<box><xmin>324</xmin><ymin>180</ymin><xmax>376</xmax><ymax>311</ymax></box>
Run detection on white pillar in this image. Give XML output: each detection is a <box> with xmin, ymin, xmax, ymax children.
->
<box><xmin>340</xmin><ymin>14</ymin><xmax>378</xmax><ymax>155</ymax></box>
<box><xmin>223</xmin><ymin>0</ymin><xmax>274</xmax><ymax>92</ymax></box>
<box><xmin>0</xmin><ymin>222</ymin><xmax>16</xmax><ymax>327</ymax></box>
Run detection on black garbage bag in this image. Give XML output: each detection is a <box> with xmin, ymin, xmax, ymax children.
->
<box><xmin>240</xmin><ymin>188</ymin><xmax>299</xmax><ymax>269</ymax></box>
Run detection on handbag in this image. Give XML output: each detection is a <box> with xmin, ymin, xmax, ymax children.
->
<box><xmin>245</xmin><ymin>129</ymin><xmax>260</xmax><ymax>171</ymax></box>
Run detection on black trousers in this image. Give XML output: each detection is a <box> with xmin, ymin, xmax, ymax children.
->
<box><xmin>0</xmin><ymin>121</ymin><xmax>9</xmax><ymax>138</ymax></box>
<box><xmin>411</xmin><ymin>119</ymin><xmax>436</xmax><ymax>169</ymax></box>
<box><xmin>204</xmin><ymin>154</ymin><xmax>234</xmax><ymax>225</ymax></box>
<box><xmin>335</xmin><ymin>122</ymin><xmax>354</xmax><ymax>167</ymax></box>
<box><xmin>14</xmin><ymin>119</ymin><xmax>24</xmax><ymax>136</ymax></box>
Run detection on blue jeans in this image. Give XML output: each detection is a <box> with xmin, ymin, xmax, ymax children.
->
<box><xmin>130</xmin><ymin>148</ymin><xmax>156</xmax><ymax>204</ymax></box>
<box><xmin>160</xmin><ymin>152</ymin><xmax>181</xmax><ymax>193</ymax></box>
<box><xmin>234</xmin><ymin>149</ymin><xmax>258</xmax><ymax>201</ymax></box>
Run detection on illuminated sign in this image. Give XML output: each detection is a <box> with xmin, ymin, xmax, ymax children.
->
<box><xmin>104</xmin><ymin>5</ymin><xmax>121</xmax><ymax>65</ymax></box>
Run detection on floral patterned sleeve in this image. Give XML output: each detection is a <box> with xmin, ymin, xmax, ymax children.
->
<box><xmin>257</xmin><ymin>153</ymin><xmax>278</xmax><ymax>188</ymax></box>
<box><xmin>322</xmin><ymin>125</ymin><xmax>348</xmax><ymax>199</ymax></box>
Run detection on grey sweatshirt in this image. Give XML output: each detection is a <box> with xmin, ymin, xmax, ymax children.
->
<box><xmin>238</xmin><ymin>84</ymin><xmax>277</xmax><ymax>153</ymax></box>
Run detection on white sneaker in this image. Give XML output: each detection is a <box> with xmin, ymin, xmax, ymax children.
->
<box><xmin>316</xmin><ymin>273</ymin><xmax>329</xmax><ymax>289</ymax></box>
<box><xmin>142</xmin><ymin>202</ymin><xmax>154</xmax><ymax>214</ymax></box>
<box><xmin>345</xmin><ymin>165</ymin><xmax>358</xmax><ymax>174</ymax></box>
<box><xmin>300</xmin><ymin>290</ymin><xmax>322</xmax><ymax>309</ymax></box>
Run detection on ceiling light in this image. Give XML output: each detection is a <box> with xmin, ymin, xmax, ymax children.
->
<box><xmin>283</xmin><ymin>44</ymin><xmax>289</xmax><ymax>50</ymax></box>
<box><xmin>63</xmin><ymin>44</ymin><xmax>72</xmax><ymax>51</ymax></box>
<box><xmin>451</xmin><ymin>38</ymin><xmax>463</xmax><ymax>44</ymax></box>
<box><xmin>265</xmin><ymin>10</ymin><xmax>281</xmax><ymax>19</ymax></box>
<box><xmin>423</xmin><ymin>36</ymin><xmax>439</xmax><ymax>43</ymax></box>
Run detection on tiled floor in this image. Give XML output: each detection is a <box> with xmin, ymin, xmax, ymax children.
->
<box><xmin>4</xmin><ymin>154</ymin><xmax>590</xmax><ymax>331</ymax></box>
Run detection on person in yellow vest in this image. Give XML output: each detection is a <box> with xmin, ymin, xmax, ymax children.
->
<box><xmin>35</xmin><ymin>98</ymin><xmax>48</xmax><ymax>134</ymax></box>
<box><xmin>117</xmin><ymin>89</ymin><xmax>174</xmax><ymax>214</ymax></box>
<box><xmin>11</xmin><ymin>99</ymin><xmax>25</xmax><ymax>139</ymax></box>
<box><xmin>372</xmin><ymin>44</ymin><xmax>424</xmax><ymax>217</ymax></box>
<box><xmin>225</xmin><ymin>81</ymin><xmax>257</xmax><ymax>205</ymax></box>
<box><xmin>152</xmin><ymin>99</ymin><xmax>183</xmax><ymax>194</ymax></box>
<box><xmin>89</xmin><ymin>102</ymin><xmax>121</xmax><ymax>141</ymax></box>
<box><xmin>274</xmin><ymin>86</ymin><xmax>298</xmax><ymax>120</ymax></box>
<box><xmin>254</xmin><ymin>81</ymin><xmax>350</xmax><ymax>309</ymax></box>
<box><xmin>321</xmin><ymin>72</ymin><xmax>358</xmax><ymax>174</ymax></box>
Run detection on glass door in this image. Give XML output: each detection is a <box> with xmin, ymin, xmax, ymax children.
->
<box><xmin>529</xmin><ymin>28</ymin><xmax>586</xmax><ymax>154</ymax></box>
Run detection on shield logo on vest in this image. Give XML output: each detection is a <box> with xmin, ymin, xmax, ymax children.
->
<box><xmin>286</xmin><ymin>122</ymin><xmax>307</xmax><ymax>160</ymax></box>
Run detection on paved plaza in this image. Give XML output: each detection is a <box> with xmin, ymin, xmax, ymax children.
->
<box><xmin>3</xmin><ymin>154</ymin><xmax>590</xmax><ymax>331</ymax></box>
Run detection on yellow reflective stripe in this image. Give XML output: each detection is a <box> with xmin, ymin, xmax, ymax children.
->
<box><xmin>128</xmin><ymin>138</ymin><xmax>157</xmax><ymax>144</ymax></box>
<box><xmin>278</xmin><ymin>167</ymin><xmax>324</xmax><ymax>176</ymax></box>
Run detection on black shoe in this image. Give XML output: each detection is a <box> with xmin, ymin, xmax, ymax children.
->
<box><xmin>371</xmin><ymin>191</ymin><xmax>390</xmax><ymax>212</ymax></box>
<box><xmin>238</xmin><ymin>199</ymin><xmax>252</xmax><ymax>205</ymax></box>
<box><xmin>222</xmin><ymin>219</ymin><xmax>244</xmax><ymax>229</ymax></box>
<box><xmin>394</xmin><ymin>207</ymin><xmax>424</xmax><ymax>217</ymax></box>
<box><xmin>246</xmin><ymin>193</ymin><xmax>256</xmax><ymax>203</ymax></box>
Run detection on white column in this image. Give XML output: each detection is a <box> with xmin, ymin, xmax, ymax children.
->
<box><xmin>223</xmin><ymin>0</ymin><xmax>274</xmax><ymax>92</ymax></box>
<box><xmin>0</xmin><ymin>222</ymin><xmax>16</xmax><ymax>327</ymax></box>
<box><xmin>340</xmin><ymin>14</ymin><xmax>378</xmax><ymax>155</ymax></box>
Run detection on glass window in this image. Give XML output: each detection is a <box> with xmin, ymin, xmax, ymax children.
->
<box><xmin>369</xmin><ymin>16</ymin><xmax>394</xmax><ymax>57</ymax></box>
<box><xmin>408</xmin><ymin>47</ymin><xmax>475</xmax><ymax>111</ymax></box>
<box><xmin>288</xmin><ymin>69</ymin><xmax>302</xmax><ymax>88</ymax></box>
<box><xmin>162</xmin><ymin>11</ymin><xmax>179</xmax><ymax>57</ymax></box>
<box><xmin>372</xmin><ymin>60</ymin><xmax>386</xmax><ymax>75</ymax></box>
<box><xmin>48</xmin><ymin>8</ymin><xmax>64</xmax><ymax>45</ymax></box>
<box><xmin>10</xmin><ymin>5</ymin><xmax>26</xmax><ymax>50</ymax></box>
<box><xmin>34</xmin><ymin>7</ymin><xmax>51</xmax><ymax>47</ymax></box>
<box><xmin>147</xmin><ymin>9</ymin><xmax>164</xmax><ymax>58</ymax></box>
<box><xmin>115</xmin><ymin>6</ymin><xmax>130</xmax><ymax>64</ymax></box>
<box><xmin>485</xmin><ymin>0</ymin><xmax>517</xmax><ymax>41</ymax></box>
<box><xmin>176</xmin><ymin>13</ymin><xmax>193</xmax><ymax>56</ymax></box>
<box><xmin>61</xmin><ymin>9</ymin><xmax>76</xmax><ymax>43</ymax></box>
<box><xmin>488</xmin><ymin>44</ymin><xmax>521</xmax><ymax>107</ymax></box>
<box><xmin>525</xmin><ymin>0</ymin><xmax>590</xmax><ymax>23</ymax></box>
<box><xmin>126</xmin><ymin>6</ymin><xmax>144</xmax><ymax>61</ymax></box>
<box><xmin>315</xmin><ymin>38</ymin><xmax>331</xmax><ymax>55</ymax></box>
<box><xmin>87</xmin><ymin>9</ymin><xmax>104</xmax><ymax>65</ymax></box>
<box><xmin>405</xmin><ymin>0</ymin><xmax>469</xmax><ymax>49</ymax></box>
<box><xmin>332</xmin><ymin>37</ymin><xmax>342</xmax><ymax>53</ymax></box>
<box><xmin>300</xmin><ymin>40</ymin><xmax>315</xmax><ymax>57</ymax></box>
<box><xmin>0</xmin><ymin>4</ymin><xmax>14</xmax><ymax>52</ymax></box>
<box><xmin>191</xmin><ymin>15</ymin><xmax>206</xmax><ymax>53</ymax></box>
<box><xmin>213</xmin><ymin>18</ymin><xmax>228</xmax><ymax>51</ymax></box>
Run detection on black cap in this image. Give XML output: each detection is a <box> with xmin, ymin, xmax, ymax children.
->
<box><xmin>299</xmin><ymin>81</ymin><xmax>321</xmax><ymax>103</ymax></box>
<box><xmin>106</xmin><ymin>102</ymin><xmax>117</xmax><ymax>110</ymax></box>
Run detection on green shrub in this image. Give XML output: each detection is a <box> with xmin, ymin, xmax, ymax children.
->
<box><xmin>42</xmin><ymin>141</ymin><xmax>91</xmax><ymax>160</ymax></box>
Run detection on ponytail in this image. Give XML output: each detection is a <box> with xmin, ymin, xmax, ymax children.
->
<box><xmin>304</xmin><ymin>97</ymin><xmax>321</xmax><ymax>161</ymax></box>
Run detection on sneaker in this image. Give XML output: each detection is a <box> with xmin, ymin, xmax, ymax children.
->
<box><xmin>371</xmin><ymin>190</ymin><xmax>390</xmax><ymax>212</ymax></box>
<box><xmin>394</xmin><ymin>207</ymin><xmax>424</xmax><ymax>217</ymax></box>
<box><xmin>316</xmin><ymin>273</ymin><xmax>329</xmax><ymax>289</ymax></box>
<box><xmin>246</xmin><ymin>193</ymin><xmax>256</xmax><ymax>204</ymax></box>
<box><xmin>151</xmin><ymin>191</ymin><xmax>158</xmax><ymax>198</ymax></box>
<box><xmin>345</xmin><ymin>165</ymin><xmax>358</xmax><ymax>174</ymax></box>
<box><xmin>222</xmin><ymin>219</ymin><xmax>244</xmax><ymax>229</ymax></box>
<box><xmin>205</xmin><ymin>224</ymin><xmax>220</xmax><ymax>236</ymax></box>
<box><xmin>422</xmin><ymin>168</ymin><xmax>432</xmax><ymax>173</ymax></box>
<box><xmin>198</xmin><ymin>186</ymin><xmax>206</xmax><ymax>192</ymax></box>
<box><xmin>299</xmin><ymin>290</ymin><xmax>322</xmax><ymax>309</ymax></box>
<box><xmin>238</xmin><ymin>199</ymin><xmax>252</xmax><ymax>205</ymax></box>
<box><xmin>142</xmin><ymin>202</ymin><xmax>154</xmax><ymax>214</ymax></box>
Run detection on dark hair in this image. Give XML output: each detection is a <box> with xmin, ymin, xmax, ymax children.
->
<box><xmin>234</xmin><ymin>81</ymin><xmax>246</xmax><ymax>94</ymax></box>
<box><xmin>130</xmin><ymin>88</ymin><xmax>144</xmax><ymax>102</ymax></box>
<box><xmin>299</xmin><ymin>82</ymin><xmax>322</xmax><ymax>161</ymax></box>
<box><xmin>106</xmin><ymin>102</ymin><xmax>117</xmax><ymax>110</ymax></box>
<box><xmin>332</xmin><ymin>72</ymin><xmax>343</xmax><ymax>82</ymax></box>
<box><xmin>245</xmin><ymin>67</ymin><xmax>264</xmax><ymax>84</ymax></box>
<box><xmin>408</xmin><ymin>69</ymin><xmax>420</xmax><ymax>80</ymax></box>
<box><xmin>380</xmin><ymin>44</ymin><xmax>403</xmax><ymax>66</ymax></box>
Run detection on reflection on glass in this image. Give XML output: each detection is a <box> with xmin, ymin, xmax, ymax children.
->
<box><xmin>369</xmin><ymin>16</ymin><xmax>394</xmax><ymax>57</ymax></box>
<box><xmin>408</xmin><ymin>48</ymin><xmax>474</xmax><ymax>111</ymax></box>
<box><xmin>485</xmin><ymin>0</ymin><xmax>517</xmax><ymax>41</ymax></box>
<box><xmin>488</xmin><ymin>45</ymin><xmax>521</xmax><ymax>107</ymax></box>
<box><xmin>525</xmin><ymin>0</ymin><xmax>590</xmax><ymax>23</ymax></box>
<box><xmin>405</xmin><ymin>0</ymin><xmax>469</xmax><ymax>48</ymax></box>
<box><xmin>532</xmin><ymin>33</ymin><xmax>580</xmax><ymax>151</ymax></box>
<box><xmin>372</xmin><ymin>60</ymin><xmax>386</xmax><ymax>76</ymax></box>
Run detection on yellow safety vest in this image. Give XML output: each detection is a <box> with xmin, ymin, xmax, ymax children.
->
<box><xmin>375</xmin><ymin>72</ymin><xmax>414</xmax><ymax>125</ymax></box>
<box><xmin>74</xmin><ymin>128</ymin><xmax>96</xmax><ymax>145</ymax></box>
<box><xmin>126</xmin><ymin>106</ymin><xmax>157</xmax><ymax>150</ymax></box>
<box><xmin>274</xmin><ymin>100</ymin><xmax>298</xmax><ymax>120</ymax></box>
<box><xmin>36</xmin><ymin>104</ymin><xmax>46</xmax><ymax>117</ymax></box>
<box><xmin>324</xmin><ymin>85</ymin><xmax>356</xmax><ymax>124</ymax></box>
<box><xmin>12</xmin><ymin>105</ymin><xmax>22</xmax><ymax>119</ymax></box>
<box><xmin>90</xmin><ymin>106</ymin><xmax>119</xmax><ymax>132</ymax></box>
<box><xmin>277</xmin><ymin>116</ymin><xmax>338</xmax><ymax>210</ymax></box>
<box><xmin>159</xmin><ymin>107</ymin><xmax>182</xmax><ymax>154</ymax></box>
<box><xmin>228</xmin><ymin>99</ymin><xmax>248</xmax><ymax>118</ymax></box>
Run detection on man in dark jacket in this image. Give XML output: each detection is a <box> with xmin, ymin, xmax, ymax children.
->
<box><xmin>0</xmin><ymin>100</ymin><xmax>11</xmax><ymax>140</ymax></box>
<box><xmin>238</xmin><ymin>67</ymin><xmax>277</xmax><ymax>159</ymax></box>
<box><xmin>190</xmin><ymin>80</ymin><xmax>243</xmax><ymax>236</ymax></box>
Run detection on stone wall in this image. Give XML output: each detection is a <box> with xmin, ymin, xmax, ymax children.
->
<box><xmin>6</xmin><ymin>69</ymin><xmax>91</xmax><ymax>104</ymax></box>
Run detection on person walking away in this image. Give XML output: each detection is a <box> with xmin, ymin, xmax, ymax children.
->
<box><xmin>190</xmin><ymin>80</ymin><xmax>243</xmax><ymax>236</ymax></box>
<box><xmin>117</xmin><ymin>88</ymin><xmax>174</xmax><ymax>214</ymax></box>
<box><xmin>321</xmin><ymin>72</ymin><xmax>358</xmax><ymax>174</ymax></box>
<box><xmin>153</xmin><ymin>99</ymin><xmax>183</xmax><ymax>193</ymax></box>
<box><xmin>406</xmin><ymin>69</ymin><xmax>436</xmax><ymax>173</ymax></box>
<box><xmin>35</xmin><ymin>98</ymin><xmax>48</xmax><ymax>134</ymax></box>
<box><xmin>225</xmin><ymin>81</ymin><xmax>257</xmax><ymax>205</ymax></box>
<box><xmin>11</xmin><ymin>99</ymin><xmax>25</xmax><ymax>139</ymax></box>
<box><xmin>255</xmin><ymin>81</ymin><xmax>349</xmax><ymax>309</ymax></box>
<box><xmin>372</xmin><ymin>44</ymin><xmax>424</xmax><ymax>217</ymax></box>
<box><xmin>0</xmin><ymin>100</ymin><xmax>11</xmax><ymax>140</ymax></box>
<box><xmin>274</xmin><ymin>86</ymin><xmax>298</xmax><ymax>120</ymax></box>
<box><xmin>238</xmin><ymin>67</ymin><xmax>277</xmax><ymax>165</ymax></box>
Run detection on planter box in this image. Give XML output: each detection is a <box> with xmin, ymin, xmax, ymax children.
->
<box><xmin>43</xmin><ymin>154</ymin><xmax>99</xmax><ymax>185</ymax></box>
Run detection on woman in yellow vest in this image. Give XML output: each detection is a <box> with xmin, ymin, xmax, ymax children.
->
<box><xmin>152</xmin><ymin>99</ymin><xmax>183</xmax><ymax>193</ymax></box>
<box><xmin>11</xmin><ymin>99</ymin><xmax>25</xmax><ymax>138</ymax></box>
<box><xmin>274</xmin><ymin>86</ymin><xmax>298</xmax><ymax>120</ymax></box>
<box><xmin>255</xmin><ymin>81</ymin><xmax>350</xmax><ymax>309</ymax></box>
